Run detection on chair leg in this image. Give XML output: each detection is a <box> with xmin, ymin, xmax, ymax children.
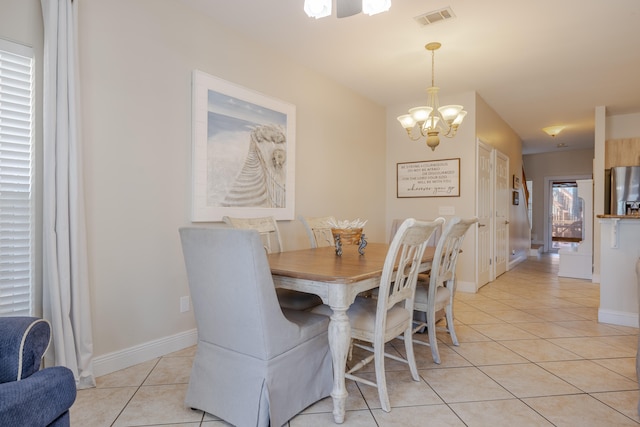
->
<box><xmin>374</xmin><ymin>340</ymin><xmax>391</xmax><ymax>412</ymax></box>
<box><xmin>427</xmin><ymin>308</ymin><xmax>441</xmax><ymax>364</ymax></box>
<box><xmin>403</xmin><ymin>326</ymin><xmax>419</xmax><ymax>381</ymax></box>
<box><xmin>445</xmin><ymin>304</ymin><xmax>459</xmax><ymax>346</ymax></box>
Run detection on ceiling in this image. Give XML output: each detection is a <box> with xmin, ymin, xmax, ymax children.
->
<box><xmin>178</xmin><ymin>0</ymin><xmax>640</xmax><ymax>154</ymax></box>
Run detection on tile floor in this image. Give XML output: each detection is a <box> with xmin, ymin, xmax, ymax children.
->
<box><xmin>71</xmin><ymin>254</ymin><xmax>640</xmax><ymax>426</ymax></box>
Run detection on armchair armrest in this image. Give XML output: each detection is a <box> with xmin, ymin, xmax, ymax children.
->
<box><xmin>0</xmin><ymin>317</ymin><xmax>51</xmax><ymax>382</ymax></box>
<box><xmin>0</xmin><ymin>366</ymin><xmax>76</xmax><ymax>427</ymax></box>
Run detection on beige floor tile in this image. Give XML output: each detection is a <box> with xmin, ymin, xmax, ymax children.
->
<box><xmin>486</xmin><ymin>309</ymin><xmax>545</xmax><ymax>323</ymax></box>
<box><xmin>442</xmin><ymin>324</ymin><xmax>492</xmax><ymax>343</ymax></box>
<box><xmin>591</xmin><ymin>390</ymin><xmax>640</xmax><ymax>423</ymax></box>
<box><xmin>112</xmin><ymin>384</ymin><xmax>203</xmax><ymax>426</ymax></box>
<box><xmin>521</xmin><ymin>308</ymin><xmax>586</xmax><ymax>322</ymax></box>
<box><xmin>593</xmin><ymin>357</ymin><xmax>637</xmax><ymax>381</ymax></box>
<box><xmin>498</xmin><ymin>339</ymin><xmax>581</xmax><ymax>362</ymax></box>
<box><xmin>291</xmin><ymin>409</ymin><xmax>377</xmax><ymax>426</ymax></box>
<box><xmin>548</xmin><ymin>336</ymin><xmax>636</xmax><ymax>359</ymax></box>
<box><xmin>143</xmin><ymin>355</ymin><xmax>193</xmax><ymax>385</ymax></box>
<box><xmin>396</xmin><ymin>340</ymin><xmax>473</xmax><ymax>369</ymax></box>
<box><xmin>165</xmin><ymin>345</ymin><xmax>197</xmax><ymax>358</ymax></box>
<box><xmin>301</xmin><ymin>379</ymin><xmax>368</xmax><ymax>413</ymax></box>
<box><xmin>355</xmin><ymin>370</ymin><xmax>443</xmax><ymax>409</ymax></box>
<box><xmin>71</xmin><ymin>386</ymin><xmax>137</xmax><ymax>427</ymax></box>
<box><xmin>449</xmin><ymin>399</ymin><xmax>553</xmax><ymax>426</ymax></box>
<box><xmin>95</xmin><ymin>358</ymin><xmax>158</xmax><ymax>388</ymax></box>
<box><xmin>462</xmin><ymin>299</ymin><xmax>514</xmax><ymax>312</ymax></box>
<box><xmin>523</xmin><ymin>394</ymin><xmax>639</xmax><ymax>426</ymax></box>
<box><xmin>514</xmin><ymin>321</ymin><xmax>581</xmax><ymax>338</ymax></box>
<box><xmin>420</xmin><ymin>366</ymin><xmax>513</xmax><ymax>403</ymax></box>
<box><xmin>372</xmin><ymin>404</ymin><xmax>466</xmax><ymax>426</ymax></box>
<box><xmin>450</xmin><ymin>341</ymin><xmax>528</xmax><ymax>366</ymax></box>
<box><xmin>454</xmin><ymin>310</ymin><xmax>505</xmax><ymax>325</ymax></box>
<box><xmin>556</xmin><ymin>319</ymin><xmax>629</xmax><ymax>336</ymax></box>
<box><xmin>538</xmin><ymin>360</ymin><xmax>639</xmax><ymax>392</ymax></box>
<box><xmin>479</xmin><ymin>363</ymin><xmax>581</xmax><ymax>397</ymax></box>
<box><xmin>468</xmin><ymin>323</ymin><xmax>539</xmax><ymax>341</ymax></box>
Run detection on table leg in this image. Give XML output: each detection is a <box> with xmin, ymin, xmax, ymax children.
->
<box><xmin>328</xmin><ymin>306</ymin><xmax>351</xmax><ymax>424</ymax></box>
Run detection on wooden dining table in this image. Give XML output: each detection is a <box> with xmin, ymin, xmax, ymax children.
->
<box><xmin>267</xmin><ymin>242</ymin><xmax>435</xmax><ymax>424</ymax></box>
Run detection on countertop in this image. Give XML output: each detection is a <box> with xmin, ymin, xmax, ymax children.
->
<box><xmin>597</xmin><ymin>214</ymin><xmax>640</xmax><ymax>219</ymax></box>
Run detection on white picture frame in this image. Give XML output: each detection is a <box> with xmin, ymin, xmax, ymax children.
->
<box><xmin>191</xmin><ymin>70</ymin><xmax>296</xmax><ymax>221</ymax></box>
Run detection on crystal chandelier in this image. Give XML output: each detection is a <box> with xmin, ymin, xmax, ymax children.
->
<box><xmin>304</xmin><ymin>0</ymin><xmax>391</xmax><ymax>19</ymax></box>
<box><xmin>397</xmin><ymin>42</ymin><xmax>466</xmax><ymax>151</ymax></box>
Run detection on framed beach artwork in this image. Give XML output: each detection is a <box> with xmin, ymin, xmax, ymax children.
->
<box><xmin>191</xmin><ymin>70</ymin><xmax>296</xmax><ymax>221</ymax></box>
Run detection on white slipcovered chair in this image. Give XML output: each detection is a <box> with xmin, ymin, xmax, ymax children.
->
<box><xmin>179</xmin><ymin>227</ymin><xmax>333</xmax><ymax>427</ymax></box>
<box><xmin>412</xmin><ymin>217</ymin><xmax>478</xmax><ymax>364</ymax></box>
<box><xmin>298</xmin><ymin>215</ymin><xmax>336</xmax><ymax>248</ymax></box>
<box><xmin>222</xmin><ymin>215</ymin><xmax>322</xmax><ymax>310</ymax></box>
<box><xmin>312</xmin><ymin>217</ymin><xmax>444</xmax><ymax>412</ymax></box>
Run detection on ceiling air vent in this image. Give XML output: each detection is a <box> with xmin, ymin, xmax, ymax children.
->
<box><xmin>414</xmin><ymin>7</ymin><xmax>456</xmax><ymax>27</ymax></box>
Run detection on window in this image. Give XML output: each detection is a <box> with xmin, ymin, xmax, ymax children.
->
<box><xmin>0</xmin><ymin>39</ymin><xmax>34</xmax><ymax>315</ymax></box>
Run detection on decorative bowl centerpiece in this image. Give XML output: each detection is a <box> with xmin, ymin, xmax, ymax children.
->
<box><xmin>328</xmin><ymin>218</ymin><xmax>368</xmax><ymax>256</ymax></box>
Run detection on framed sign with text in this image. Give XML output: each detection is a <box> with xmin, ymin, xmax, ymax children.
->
<box><xmin>396</xmin><ymin>158</ymin><xmax>460</xmax><ymax>198</ymax></box>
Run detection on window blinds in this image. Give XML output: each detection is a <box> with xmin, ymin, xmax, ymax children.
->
<box><xmin>0</xmin><ymin>40</ymin><xmax>34</xmax><ymax>315</ymax></box>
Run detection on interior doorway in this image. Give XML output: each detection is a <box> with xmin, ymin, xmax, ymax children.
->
<box><xmin>543</xmin><ymin>174</ymin><xmax>591</xmax><ymax>253</ymax></box>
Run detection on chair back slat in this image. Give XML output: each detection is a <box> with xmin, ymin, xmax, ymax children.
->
<box><xmin>376</xmin><ymin>218</ymin><xmax>445</xmax><ymax>332</ymax></box>
<box><xmin>222</xmin><ymin>215</ymin><xmax>284</xmax><ymax>253</ymax></box>
<box><xmin>298</xmin><ymin>215</ymin><xmax>336</xmax><ymax>248</ymax></box>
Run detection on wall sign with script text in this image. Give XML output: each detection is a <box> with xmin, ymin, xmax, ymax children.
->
<box><xmin>396</xmin><ymin>158</ymin><xmax>460</xmax><ymax>198</ymax></box>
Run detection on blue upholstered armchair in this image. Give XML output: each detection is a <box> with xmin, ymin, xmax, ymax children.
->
<box><xmin>0</xmin><ymin>317</ymin><xmax>77</xmax><ymax>427</ymax></box>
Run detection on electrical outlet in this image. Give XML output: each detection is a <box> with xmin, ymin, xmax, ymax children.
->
<box><xmin>180</xmin><ymin>296</ymin><xmax>190</xmax><ymax>313</ymax></box>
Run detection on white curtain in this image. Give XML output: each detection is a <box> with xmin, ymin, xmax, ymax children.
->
<box><xmin>41</xmin><ymin>0</ymin><xmax>95</xmax><ymax>389</ymax></box>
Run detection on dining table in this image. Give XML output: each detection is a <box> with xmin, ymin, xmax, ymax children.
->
<box><xmin>267</xmin><ymin>242</ymin><xmax>435</xmax><ymax>424</ymax></box>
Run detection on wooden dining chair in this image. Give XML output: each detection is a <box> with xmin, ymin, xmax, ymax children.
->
<box><xmin>312</xmin><ymin>217</ymin><xmax>444</xmax><ymax>412</ymax></box>
<box><xmin>298</xmin><ymin>215</ymin><xmax>336</xmax><ymax>248</ymax></box>
<box><xmin>222</xmin><ymin>215</ymin><xmax>322</xmax><ymax>310</ymax></box>
<box><xmin>412</xmin><ymin>216</ymin><xmax>478</xmax><ymax>364</ymax></box>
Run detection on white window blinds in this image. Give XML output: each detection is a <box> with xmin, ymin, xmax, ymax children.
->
<box><xmin>0</xmin><ymin>39</ymin><xmax>34</xmax><ymax>316</ymax></box>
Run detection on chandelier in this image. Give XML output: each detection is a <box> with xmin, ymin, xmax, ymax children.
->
<box><xmin>304</xmin><ymin>0</ymin><xmax>391</xmax><ymax>19</ymax></box>
<box><xmin>397</xmin><ymin>42</ymin><xmax>466</xmax><ymax>151</ymax></box>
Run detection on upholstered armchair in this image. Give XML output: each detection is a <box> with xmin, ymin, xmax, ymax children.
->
<box><xmin>0</xmin><ymin>317</ymin><xmax>77</xmax><ymax>427</ymax></box>
<box><xmin>179</xmin><ymin>227</ymin><xmax>333</xmax><ymax>427</ymax></box>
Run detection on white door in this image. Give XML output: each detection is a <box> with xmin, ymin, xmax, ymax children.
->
<box><xmin>495</xmin><ymin>151</ymin><xmax>509</xmax><ymax>277</ymax></box>
<box><xmin>476</xmin><ymin>141</ymin><xmax>493</xmax><ymax>288</ymax></box>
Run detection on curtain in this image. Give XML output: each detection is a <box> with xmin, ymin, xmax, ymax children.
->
<box><xmin>41</xmin><ymin>0</ymin><xmax>95</xmax><ymax>389</ymax></box>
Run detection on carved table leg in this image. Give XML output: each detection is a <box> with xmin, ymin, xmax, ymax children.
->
<box><xmin>328</xmin><ymin>306</ymin><xmax>351</xmax><ymax>424</ymax></box>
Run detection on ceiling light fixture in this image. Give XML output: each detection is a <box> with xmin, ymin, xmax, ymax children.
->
<box><xmin>397</xmin><ymin>42</ymin><xmax>466</xmax><ymax>151</ymax></box>
<box><xmin>542</xmin><ymin>125</ymin><xmax>566</xmax><ymax>137</ymax></box>
<box><xmin>304</xmin><ymin>0</ymin><xmax>391</xmax><ymax>19</ymax></box>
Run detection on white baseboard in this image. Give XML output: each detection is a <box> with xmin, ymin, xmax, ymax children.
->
<box><xmin>598</xmin><ymin>309</ymin><xmax>639</xmax><ymax>328</ymax></box>
<box><xmin>457</xmin><ymin>280</ymin><xmax>477</xmax><ymax>293</ymax></box>
<box><xmin>508</xmin><ymin>255</ymin><xmax>527</xmax><ymax>270</ymax></box>
<box><xmin>591</xmin><ymin>273</ymin><xmax>600</xmax><ymax>284</ymax></box>
<box><xmin>92</xmin><ymin>328</ymin><xmax>197</xmax><ymax>378</ymax></box>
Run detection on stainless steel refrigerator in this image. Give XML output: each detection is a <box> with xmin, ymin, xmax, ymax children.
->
<box><xmin>610</xmin><ymin>166</ymin><xmax>640</xmax><ymax>215</ymax></box>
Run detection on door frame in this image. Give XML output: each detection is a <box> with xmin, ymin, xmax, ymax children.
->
<box><xmin>543</xmin><ymin>174</ymin><xmax>591</xmax><ymax>252</ymax></box>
